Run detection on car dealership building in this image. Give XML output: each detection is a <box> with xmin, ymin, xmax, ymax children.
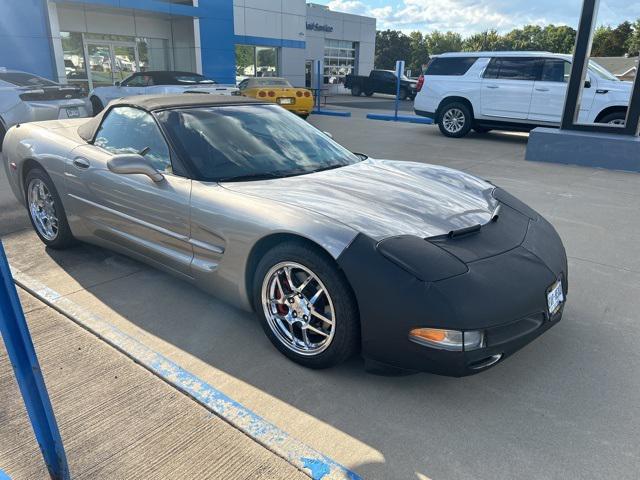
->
<box><xmin>0</xmin><ymin>0</ymin><xmax>375</xmax><ymax>91</ymax></box>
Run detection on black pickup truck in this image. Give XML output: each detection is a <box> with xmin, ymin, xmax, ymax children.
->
<box><xmin>344</xmin><ymin>69</ymin><xmax>418</xmax><ymax>100</ymax></box>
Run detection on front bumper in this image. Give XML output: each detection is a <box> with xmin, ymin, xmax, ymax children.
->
<box><xmin>337</xmin><ymin>189</ymin><xmax>568</xmax><ymax>376</ymax></box>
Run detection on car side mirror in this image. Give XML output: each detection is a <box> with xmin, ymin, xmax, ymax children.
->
<box><xmin>107</xmin><ymin>154</ymin><xmax>164</xmax><ymax>182</ymax></box>
<box><xmin>114</xmin><ymin>81</ymin><xmax>121</xmax><ymax>87</ymax></box>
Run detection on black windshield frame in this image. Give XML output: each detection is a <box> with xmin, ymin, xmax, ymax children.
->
<box><xmin>155</xmin><ymin>104</ymin><xmax>361</xmax><ymax>182</ymax></box>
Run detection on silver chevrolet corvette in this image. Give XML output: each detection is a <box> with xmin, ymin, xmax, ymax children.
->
<box><xmin>2</xmin><ymin>94</ymin><xmax>568</xmax><ymax>376</ymax></box>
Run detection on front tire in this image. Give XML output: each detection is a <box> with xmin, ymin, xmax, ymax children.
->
<box><xmin>90</xmin><ymin>96</ymin><xmax>104</xmax><ymax>116</ymax></box>
<box><xmin>253</xmin><ymin>241</ymin><xmax>360</xmax><ymax>369</ymax></box>
<box><xmin>25</xmin><ymin>168</ymin><xmax>75</xmax><ymax>249</ymax></box>
<box><xmin>351</xmin><ymin>85</ymin><xmax>362</xmax><ymax>96</ymax></box>
<box><xmin>438</xmin><ymin>101</ymin><xmax>473</xmax><ymax>138</ymax></box>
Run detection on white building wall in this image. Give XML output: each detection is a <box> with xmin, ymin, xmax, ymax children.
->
<box><xmin>234</xmin><ymin>0</ymin><xmax>306</xmax><ymax>86</ymax></box>
<box><xmin>305</xmin><ymin>3</ymin><xmax>376</xmax><ymax>91</ymax></box>
<box><xmin>306</xmin><ymin>4</ymin><xmax>376</xmax><ymax>74</ymax></box>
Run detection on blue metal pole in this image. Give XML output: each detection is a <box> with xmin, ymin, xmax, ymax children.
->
<box><xmin>0</xmin><ymin>241</ymin><xmax>69</xmax><ymax>480</ymax></box>
<box><xmin>395</xmin><ymin>60</ymin><xmax>402</xmax><ymax>120</ymax></box>
<box><xmin>316</xmin><ymin>59</ymin><xmax>321</xmax><ymax>111</ymax></box>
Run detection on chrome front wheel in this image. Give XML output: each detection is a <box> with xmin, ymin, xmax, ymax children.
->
<box><xmin>28</xmin><ymin>178</ymin><xmax>59</xmax><ymax>241</ymax></box>
<box><xmin>261</xmin><ymin>261</ymin><xmax>336</xmax><ymax>356</ymax></box>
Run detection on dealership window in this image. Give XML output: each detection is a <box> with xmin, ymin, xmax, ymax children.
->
<box><xmin>235</xmin><ymin>45</ymin><xmax>279</xmax><ymax>83</ymax></box>
<box><xmin>61</xmin><ymin>32</ymin><xmax>172</xmax><ymax>90</ymax></box>
<box><xmin>61</xmin><ymin>32</ymin><xmax>88</xmax><ymax>91</ymax></box>
<box><xmin>323</xmin><ymin>39</ymin><xmax>357</xmax><ymax>84</ymax></box>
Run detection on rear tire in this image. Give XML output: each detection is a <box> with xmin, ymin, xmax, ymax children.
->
<box><xmin>399</xmin><ymin>88</ymin><xmax>408</xmax><ymax>101</ymax></box>
<box><xmin>24</xmin><ymin>168</ymin><xmax>75</xmax><ymax>249</ymax></box>
<box><xmin>365</xmin><ymin>91</ymin><xmax>374</xmax><ymax>97</ymax></box>
<box><xmin>351</xmin><ymin>85</ymin><xmax>362</xmax><ymax>96</ymax></box>
<box><xmin>253</xmin><ymin>241</ymin><xmax>360</xmax><ymax>369</ymax></box>
<box><xmin>438</xmin><ymin>101</ymin><xmax>473</xmax><ymax>138</ymax></box>
<box><xmin>90</xmin><ymin>96</ymin><xmax>104</xmax><ymax>116</ymax></box>
<box><xmin>599</xmin><ymin>111</ymin><xmax>626</xmax><ymax>126</ymax></box>
<box><xmin>0</xmin><ymin>122</ymin><xmax>6</xmax><ymax>152</ymax></box>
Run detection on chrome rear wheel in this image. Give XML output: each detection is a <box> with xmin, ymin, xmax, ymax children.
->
<box><xmin>28</xmin><ymin>178</ymin><xmax>59</xmax><ymax>241</ymax></box>
<box><xmin>442</xmin><ymin>108</ymin><xmax>465</xmax><ymax>134</ymax></box>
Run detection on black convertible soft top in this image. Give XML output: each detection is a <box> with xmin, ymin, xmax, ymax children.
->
<box><xmin>78</xmin><ymin>94</ymin><xmax>264</xmax><ymax>142</ymax></box>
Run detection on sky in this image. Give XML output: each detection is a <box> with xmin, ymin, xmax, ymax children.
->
<box><xmin>313</xmin><ymin>0</ymin><xmax>640</xmax><ymax>36</ymax></box>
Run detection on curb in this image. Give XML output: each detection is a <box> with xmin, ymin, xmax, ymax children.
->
<box><xmin>11</xmin><ymin>266</ymin><xmax>361</xmax><ymax>480</ymax></box>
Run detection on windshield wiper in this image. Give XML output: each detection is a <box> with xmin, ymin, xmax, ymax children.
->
<box><xmin>307</xmin><ymin>164</ymin><xmax>345</xmax><ymax>174</ymax></box>
<box><xmin>217</xmin><ymin>172</ymin><xmax>286</xmax><ymax>182</ymax></box>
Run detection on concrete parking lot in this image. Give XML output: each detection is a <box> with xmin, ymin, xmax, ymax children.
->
<box><xmin>1</xmin><ymin>97</ymin><xmax>640</xmax><ymax>479</ymax></box>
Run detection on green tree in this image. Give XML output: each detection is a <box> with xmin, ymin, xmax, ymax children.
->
<box><xmin>540</xmin><ymin>25</ymin><xmax>576</xmax><ymax>53</ymax></box>
<box><xmin>626</xmin><ymin>19</ymin><xmax>640</xmax><ymax>56</ymax></box>
<box><xmin>592</xmin><ymin>22</ymin><xmax>633</xmax><ymax>56</ymax></box>
<box><xmin>463</xmin><ymin>30</ymin><xmax>506</xmax><ymax>51</ymax></box>
<box><xmin>424</xmin><ymin>31</ymin><xmax>463</xmax><ymax>55</ymax></box>
<box><xmin>375</xmin><ymin>30</ymin><xmax>412</xmax><ymax>69</ymax></box>
<box><xmin>408</xmin><ymin>31</ymin><xmax>430</xmax><ymax>74</ymax></box>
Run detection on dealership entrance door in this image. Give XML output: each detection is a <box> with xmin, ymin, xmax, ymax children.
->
<box><xmin>85</xmin><ymin>41</ymin><xmax>139</xmax><ymax>89</ymax></box>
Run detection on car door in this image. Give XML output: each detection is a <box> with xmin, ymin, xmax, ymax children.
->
<box><xmin>380</xmin><ymin>71</ymin><xmax>397</xmax><ymax>94</ymax></box>
<box><xmin>480</xmin><ymin>57</ymin><xmax>540</xmax><ymax>120</ymax></box>
<box><xmin>115</xmin><ymin>73</ymin><xmax>151</xmax><ymax>98</ymax></box>
<box><xmin>64</xmin><ymin>106</ymin><xmax>194</xmax><ymax>276</ymax></box>
<box><xmin>528</xmin><ymin>58</ymin><xmax>571</xmax><ymax>123</ymax></box>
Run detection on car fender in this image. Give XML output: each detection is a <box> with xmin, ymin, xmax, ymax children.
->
<box><xmin>90</xmin><ymin>87</ymin><xmax>117</xmax><ymax>107</ymax></box>
<box><xmin>2</xmin><ymin>122</ymin><xmax>78</xmax><ymax>205</ymax></box>
<box><xmin>0</xmin><ymin>89</ymin><xmax>24</xmax><ymax>128</ymax></box>
<box><xmin>188</xmin><ymin>182</ymin><xmax>359</xmax><ymax>311</ymax></box>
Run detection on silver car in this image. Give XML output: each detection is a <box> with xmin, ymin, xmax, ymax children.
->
<box><xmin>2</xmin><ymin>94</ymin><xmax>568</xmax><ymax>376</ymax></box>
<box><xmin>89</xmin><ymin>70</ymin><xmax>239</xmax><ymax>115</ymax></box>
<box><xmin>0</xmin><ymin>69</ymin><xmax>90</xmax><ymax>149</ymax></box>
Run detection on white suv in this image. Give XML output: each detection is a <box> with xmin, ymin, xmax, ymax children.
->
<box><xmin>414</xmin><ymin>51</ymin><xmax>634</xmax><ymax>138</ymax></box>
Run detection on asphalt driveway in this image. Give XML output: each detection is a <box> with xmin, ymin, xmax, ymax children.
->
<box><xmin>1</xmin><ymin>105</ymin><xmax>639</xmax><ymax>479</ymax></box>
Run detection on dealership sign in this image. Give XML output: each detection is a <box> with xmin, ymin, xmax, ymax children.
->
<box><xmin>306</xmin><ymin>22</ymin><xmax>333</xmax><ymax>32</ymax></box>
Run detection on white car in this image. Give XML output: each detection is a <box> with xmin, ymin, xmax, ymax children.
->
<box><xmin>0</xmin><ymin>68</ymin><xmax>90</xmax><ymax>149</ymax></box>
<box><xmin>413</xmin><ymin>51</ymin><xmax>634</xmax><ymax>137</ymax></box>
<box><xmin>89</xmin><ymin>70</ymin><xmax>239</xmax><ymax>114</ymax></box>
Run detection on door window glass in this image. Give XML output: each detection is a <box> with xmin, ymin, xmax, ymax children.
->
<box><xmin>541</xmin><ymin>59</ymin><xmax>571</xmax><ymax>83</ymax></box>
<box><xmin>484</xmin><ymin>58</ymin><xmax>541</xmax><ymax>80</ymax></box>
<box><xmin>123</xmin><ymin>74</ymin><xmax>153</xmax><ymax>87</ymax></box>
<box><xmin>94</xmin><ymin>107</ymin><xmax>172</xmax><ymax>173</ymax></box>
<box><xmin>425</xmin><ymin>57</ymin><xmax>477</xmax><ymax>76</ymax></box>
<box><xmin>87</xmin><ymin>44</ymin><xmax>114</xmax><ymax>88</ymax></box>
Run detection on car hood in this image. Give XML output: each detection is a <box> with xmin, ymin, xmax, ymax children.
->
<box><xmin>222</xmin><ymin>159</ymin><xmax>499</xmax><ymax>240</ymax></box>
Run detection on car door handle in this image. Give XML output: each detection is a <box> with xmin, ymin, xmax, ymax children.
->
<box><xmin>486</xmin><ymin>85</ymin><xmax>499</xmax><ymax>89</ymax></box>
<box><xmin>535</xmin><ymin>87</ymin><xmax>550</xmax><ymax>92</ymax></box>
<box><xmin>73</xmin><ymin>157</ymin><xmax>90</xmax><ymax>170</ymax></box>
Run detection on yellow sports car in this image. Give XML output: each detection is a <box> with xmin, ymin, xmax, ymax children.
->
<box><xmin>238</xmin><ymin>77</ymin><xmax>314</xmax><ymax>118</ymax></box>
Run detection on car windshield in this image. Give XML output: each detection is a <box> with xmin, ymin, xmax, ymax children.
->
<box><xmin>171</xmin><ymin>74</ymin><xmax>216</xmax><ymax>84</ymax></box>
<box><xmin>588</xmin><ymin>60</ymin><xmax>619</xmax><ymax>81</ymax></box>
<box><xmin>0</xmin><ymin>71</ymin><xmax>57</xmax><ymax>87</ymax></box>
<box><xmin>157</xmin><ymin>104</ymin><xmax>360</xmax><ymax>182</ymax></box>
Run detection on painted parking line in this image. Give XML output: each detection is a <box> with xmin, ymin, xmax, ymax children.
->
<box><xmin>10</xmin><ymin>266</ymin><xmax>360</xmax><ymax>480</ymax></box>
